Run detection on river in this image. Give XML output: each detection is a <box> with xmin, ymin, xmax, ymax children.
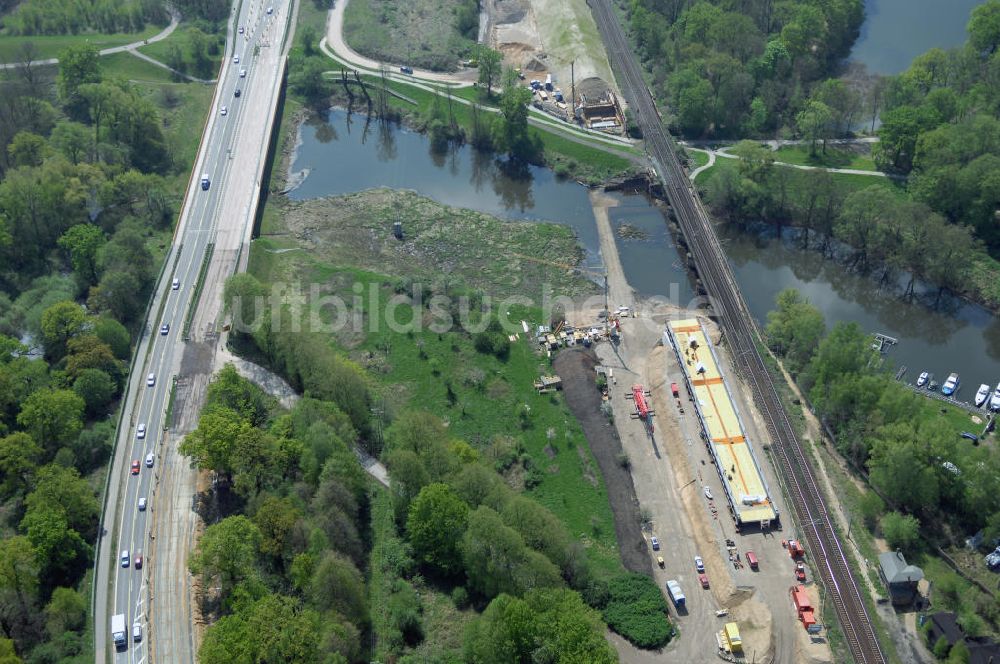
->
<box><xmin>288</xmin><ymin>108</ymin><xmax>1000</xmax><ymax>400</ymax></box>
<box><xmin>850</xmin><ymin>0</ymin><xmax>982</xmax><ymax>74</ymax></box>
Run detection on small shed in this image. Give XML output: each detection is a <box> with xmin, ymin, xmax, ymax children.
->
<box><xmin>924</xmin><ymin>612</ymin><xmax>963</xmax><ymax>649</ymax></box>
<box><xmin>878</xmin><ymin>551</ymin><xmax>924</xmax><ymax>605</ymax></box>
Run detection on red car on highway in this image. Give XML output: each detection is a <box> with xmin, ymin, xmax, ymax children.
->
<box><xmin>130</xmin><ymin>460</ymin><xmax>140</xmax><ymax>475</ymax></box>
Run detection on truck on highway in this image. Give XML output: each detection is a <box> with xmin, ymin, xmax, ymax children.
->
<box><xmin>111</xmin><ymin>614</ymin><xmax>127</xmax><ymax>649</ymax></box>
<box><xmin>666</xmin><ymin>579</ymin><xmax>685</xmax><ymax>608</ymax></box>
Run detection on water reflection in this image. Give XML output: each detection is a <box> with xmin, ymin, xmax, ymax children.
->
<box><xmin>287</xmin><ymin>107</ymin><xmax>1000</xmax><ymax>391</ymax></box>
<box><xmin>718</xmin><ymin>225</ymin><xmax>1000</xmax><ymax>386</ymax></box>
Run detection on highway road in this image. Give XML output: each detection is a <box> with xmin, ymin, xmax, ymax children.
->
<box><xmin>92</xmin><ymin>0</ymin><xmax>292</xmax><ymax>662</ymax></box>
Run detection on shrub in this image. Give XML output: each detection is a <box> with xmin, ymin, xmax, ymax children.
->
<box><xmin>451</xmin><ymin>586</ymin><xmax>469</xmax><ymax>609</ymax></box>
<box><xmin>601</xmin><ymin>573</ymin><xmax>673</xmax><ymax>649</ymax></box>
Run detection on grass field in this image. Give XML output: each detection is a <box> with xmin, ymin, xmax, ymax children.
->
<box><xmin>137</xmin><ymin>25</ymin><xmax>225</xmax><ymax>80</ymax></box>
<box><xmin>684</xmin><ymin>148</ymin><xmax>710</xmax><ymax>170</ymax></box>
<box><xmin>0</xmin><ymin>24</ymin><xmax>162</xmax><ymax>61</ymax></box>
<box><xmin>250</xmin><ymin>190</ymin><xmax>621</xmax><ymax>578</ymax></box>
<box><xmin>101</xmin><ymin>51</ymin><xmax>175</xmax><ymax>83</ymax></box>
<box><xmin>694</xmin><ymin>153</ymin><xmax>898</xmax><ymax>193</ymax></box>
<box><xmin>774</xmin><ymin>144</ymin><xmax>877</xmax><ymax>171</ymax></box>
<box><xmin>342</xmin><ymin>0</ymin><xmax>475</xmax><ymax>72</ymax></box>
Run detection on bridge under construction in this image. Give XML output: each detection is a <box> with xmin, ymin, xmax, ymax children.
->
<box><xmin>665</xmin><ymin>319</ymin><xmax>777</xmax><ymax>529</ymax></box>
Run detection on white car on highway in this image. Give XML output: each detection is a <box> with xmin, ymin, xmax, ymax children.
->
<box><xmin>136</xmin><ymin>423</ymin><xmax>146</xmax><ymax>439</ymax></box>
<box><xmin>120</xmin><ymin>550</ymin><xmax>130</xmax><ymax>568</ymax></box>
<box><xmin>138</xmin><ymin>497</ymin><xmax>147</xmax><ymax>511</ymax></box>
<box><xmin>220</xmin><ymin>106</ymin><xmax>228</xmax><ymax>116</ymax></box>
<box><xmin>146</xmin><ymin>373</ymin><xmax>155</xmax><ymax>387</ymax></box>
<box><xmin>240</xmin><ymin>69</ymin><xmax>246</xmax><ymax>78</ymax></box>
<box><xmin>233</xmin><ymin>55</ymin><xmax>240</xmax><ymax>64</ymax></box>
<box><xmin>145</xmin><ymin>453</ymin><xmax>155</xmax><ymax>468</ymax></box>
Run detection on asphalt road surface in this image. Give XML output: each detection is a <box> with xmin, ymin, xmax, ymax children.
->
<box><xmin>92</xmin><ymin>1</ymin><xmax>291</xmax><ymax>662</ymax></box>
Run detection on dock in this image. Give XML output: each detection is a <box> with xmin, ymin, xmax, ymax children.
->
<box><xmin>665</xmin><ymin>319</ymin><xmax>777</xmax><ymax>528</ymax></box>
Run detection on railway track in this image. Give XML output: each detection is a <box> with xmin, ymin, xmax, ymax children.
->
<box><xmin>587</xmin><ymin>2</ymin><xmax>886</xmax><ymax>662</ymax></box>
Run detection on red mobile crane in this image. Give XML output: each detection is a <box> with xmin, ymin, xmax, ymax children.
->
<box><xmin>627</xmin><ymin>384</ymin><xmax>655</xmax><ymax>431</ymax></box>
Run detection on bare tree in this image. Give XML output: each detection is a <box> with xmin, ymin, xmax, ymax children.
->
<box><xmin>15</xmin><ymin>42</ymin><xmax>40</xmax><ymax>94</ymax></box>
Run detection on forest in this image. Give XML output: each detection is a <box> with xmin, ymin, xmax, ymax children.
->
<box><xmin>628</xmin><ymin>0</ymin><xmax>864</xmax><ymax>136</ymax></box>
<box><xmin>873</xmin><ymin>0</ymin><xmax>1000</xmax><ymax>257</ymax></box>
<box><xmin>208</xmin><ymin>270</ymin><xmax>676</xmax><ymax>662</ymax></box>
<box><xmin>766</xmin><ymin>289</ymin><xmax>1000</xmax><ymax>633</ymax></box>
<box><xmin>1</xmin><ymin>0</ymin><xmax>165</xmax><ymax>36</ymax></box>
<box><xmin>690</xmin><ymin>0</ymin><xmax>1000</xmax><ymax>308</ymax></box>
<box><xmin>0</xmin><ymin>41</ymin><xmax>190</xmax><ymax>662</ymax></box>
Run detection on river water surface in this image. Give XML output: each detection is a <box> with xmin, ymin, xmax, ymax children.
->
<box><xmin>850</xmin><ymin>0</ymin><xmax>982</xmax><ymax>74</ymax></box>
<box><xmin>289</xmin><ymin>109</ymin><xmax>1000</xmax><ymax>400</ymax></box>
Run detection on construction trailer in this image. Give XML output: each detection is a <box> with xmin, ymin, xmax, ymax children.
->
<box><xmin>791</xmin><ymin>585</ymin><xmax>816</xmax><ymax>629</ymax></box>
<box><xmin>723</xmin><ymin>622</ymin><xmax>742</xmax><ymax>653</ymax></box>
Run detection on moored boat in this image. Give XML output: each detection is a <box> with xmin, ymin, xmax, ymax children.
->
<box><xmin>942</xmin><ymin>373</ymin><xmax>960</xmax><ymax>396</ymax></box>
<box><xmin>975</xmin><ymin>384</ymin><xmax>991</xmax><ymax>407</ymax></box>
<box><xmin>916</xmin><ymin>371</ymin><xmax>929</xmax><ymax>388</ymax></box>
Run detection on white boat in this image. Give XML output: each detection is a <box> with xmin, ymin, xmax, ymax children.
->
<box><xmin>975</xmin><ymin>384</ymin><xmax>991</xmax><ymax>407</ymax></box>
<box><xmin>991</xmin><ymin>383</ymin><xmax>1000</xmax><ymax>411</ymax></box>
<box><xmin>916</xmin><ymin>371</ymin><xmax>929</xmax><ymax>388</ymax></box>
<box><xmin>942</xmin><ymin>373</ymin><xmax>960</xmax><ymax>396</ymax></box>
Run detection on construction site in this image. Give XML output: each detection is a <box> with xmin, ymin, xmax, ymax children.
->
<box><xmin>480</xmin><ymin>0</ymin><xmax>628</xmax><ymax>133</ymax></box>
<box><xmin>505</xmin><ymin>190</ymin><xmax>834</xmax><ymax>664</ymax></box>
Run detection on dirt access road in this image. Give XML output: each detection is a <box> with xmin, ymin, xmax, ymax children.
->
<box><xmin>551</xmin><ymin>191</ymin><xmax>832</xmax><ymax>663</ymax></box>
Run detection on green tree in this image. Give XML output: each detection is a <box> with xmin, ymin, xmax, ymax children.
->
<box><xmin>0</xmin><ymin>536</ymin><xmax>40</xmax><ymax>626</ymax></box>
<box><xmin>8</xmin><ymin>131</ymin><xmax>48</xmax><ymax>168</ymax></box>
<box><xmin>492</xmin><ymin>84</ymin><xmax>536</xmax><ymax>161</ymax></box>
<box><xmin>869</xmin><ymin>428</ymin><xmax>940</xmax><ymax>514</ymax></box>
<box><xmin>189</xmin><ymin>515</ymin><xmax>262</xmax><ymax>601</ymax></box>
<box><xmin>947</xmin><ymin>639</ymin><xmax>970</xmax><ymax>664</ymax></box>
<box><xmin>65</xmin><ymin>334</ymin><xmax>121</xmax><ymax>382</ymax></box>
<box><xmin>765</xmin><ymin>289</ymin><xmax>826</xmax><ymax>373</ymax></box>
<box><xmin>252</xmin><ymin>495</ymin><xmax>300</xmax><ymax>560</ymax></box>
<box><xmin>476</xmin><ymin>46</ymin><xmax>502</xmax><ymax>95</ymax></box>
<box><xmin>796</xmin><ymin>100</ymin><xmax>834</xmax><ymax>155</ymax></box>
<box><xmin>0</xmin><ymin>432</ymin><xmax>42</xmax><ymax>497</ymax></box>
<box><xmin>879</xmin><ymin>511</ymin><xmax>921</xmax><ymax>553</ymax></box>
<box><xmin>288</xmin><ymin>56</ymin><xmax>328</xmax><ymax>106</ymax></box>
<box><xmin>17</xmin><ymin>388</ymin><xmax>85</xmax><ymax>454</ymax></box>
<box><xmin>461</xmin><ymin>506</ymin><xmax>562</xmax><ymax>599</ymax></box>
<box><xmin>968</xmin><ymin>0</ymin><xmax>1000</xmax><ymax>54</ymax></box>
<box><xmin>57</xmin><ymin>44</ymin><xmax>102</xmax><ymax>117</ymax></box>
<box><xmin>407</xmin><ymin>483</ymin><xmax>469</xmax><ymax>576</ymax></box>
<box><xmin>73</xmin><ymin>368</ymin><xmax>116</xmax><ymax>416</ymax></box>
<box><xmin>58</xmin><ymin>224</ymin><xmax>105</xmax><ymax>291</ymax></box>
<box><xmin>225</xmin><ymin>273</ymin><xmax>268</xmax><ymax>336</ymax></box>
<box><xmin>22</xmin><ymin>507</ymin><xmax>91</xmax><ymax>583</ymax></box>
<box><xmin>25</xmin><ymin>464</ymin><xmax>99</xmax><ymax>537</ymax></box>
<box><xmin>307</xmin><ymin>551</ymin><xmax>368</xmax><ymax>627</ymax></box>
<box><xmin>44</xmin><ymin>586</ymin><xmax>86</xmax><ymax>637</ymax></box>
<box><xmin>199</xmin><ymin>593</ymin><xmax>321</xmax><ymax>664</ymax></box>
<box><xmin>50</xmin><ymin>121</ymin><xmax>92</xmax><ymax>164</ymax></box>
<box><xmin>92</xmin><ymin>316</ymin><xmax>131</xmax><ymax>360</ymax></box>
<box><xmin>180</xmin><ymin>405</ymin><xmax>252</xmax><ymax>478</ymax></box>
<box><xmin>0</xmin><ymin>638</ymin><xmax>21</xmax><ymax>664</ymax></box>
<box><xmin>39</xmin><ymin>300</ymin><xmax>86</xmax><ymax>361</ymax></box>
<box><xmin>465</xmin><ymin>588</ymin><xmax>617</xmax><ymax>664</ymax></box>
<box><xmin>208</xmin><ymin>364</ymin><xmax>272</xmax><ymax>427</ymax></box>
